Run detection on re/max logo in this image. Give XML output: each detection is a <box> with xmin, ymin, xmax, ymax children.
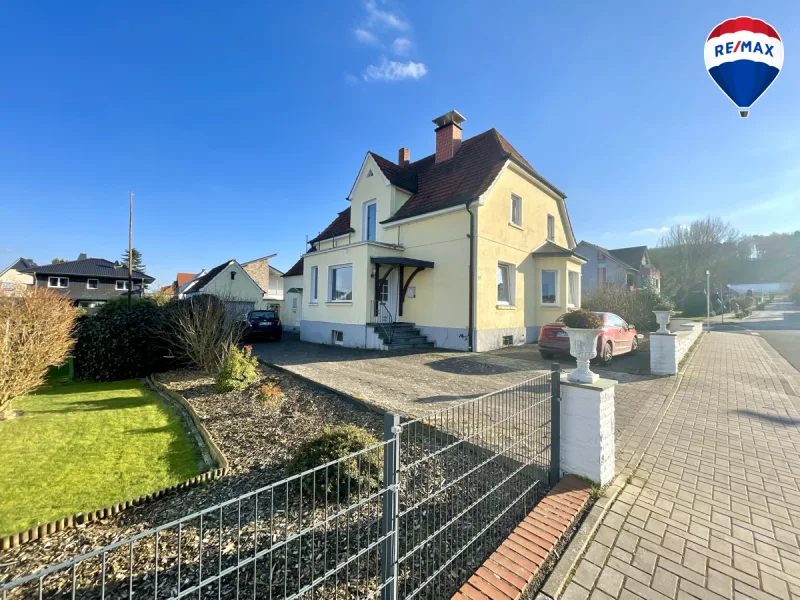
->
<box><xmin>714</xmin><ymin>40</ymin><xmax>775</xmax><ymax>57</ymax></box>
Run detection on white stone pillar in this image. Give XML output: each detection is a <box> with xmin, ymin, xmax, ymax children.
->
<box><xmin>650</xmin><ymin>332</ymin><xmax>678</xmax><ymax>375</ymax></box>
<box><xmin>560</xmin><ymin>376</ymin><xmax>616</xmax><ymax>487</ymax></box>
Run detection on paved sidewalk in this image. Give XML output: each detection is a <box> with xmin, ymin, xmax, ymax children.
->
<box><xmin>561</xmin><ymin>332</ymin><xmax>800</xmax><ymax>599</ymax></box>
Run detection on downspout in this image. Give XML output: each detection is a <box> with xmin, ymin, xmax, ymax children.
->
<box><xmin>466</xmin><ymin>202</ymin><xmax>476</xmax><ymax>352</ymax></box>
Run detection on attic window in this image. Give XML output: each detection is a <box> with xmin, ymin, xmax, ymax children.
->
<box><xmin>366</xmin><ymin>169</ymin><xmax>374</xmax><ymax>178</ymax></box>
<box><xmin>231</xmin><ymin>271</ymin><xmax>236</xmax><ymax>281</ymax></box>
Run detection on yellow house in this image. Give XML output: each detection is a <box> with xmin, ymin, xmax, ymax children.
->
<box><xmin>299</xmin><ymin>110</ymin><xmax>586</xmax><ymax>352</ymax></box>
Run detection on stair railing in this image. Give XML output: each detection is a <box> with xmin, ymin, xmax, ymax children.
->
<box><xmin>377</xmin><ymin>302</ymin><xmax>396</xmax><ymax>345</ymax></box>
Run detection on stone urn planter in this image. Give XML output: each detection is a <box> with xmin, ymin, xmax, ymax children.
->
<box><xmin>563</xmin><ymin>327</ymin><xmax>604</xmax><ymax>384</ymax></box>
<box><xmin>653</xmin><ymin>310</ymin><xmax>672</xmax><ymax>334</ymax></box>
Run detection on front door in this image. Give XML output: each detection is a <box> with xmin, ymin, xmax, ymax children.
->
<box><xmin>379</xmin><ymin>270</ymin><xmax>400</xmax><ymax>322</ymax></box>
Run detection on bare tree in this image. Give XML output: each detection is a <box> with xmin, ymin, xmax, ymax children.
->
<box><xmin>158</xmin><ymin>294</ymin><xmax>245</xmax><ymax>374</ymax></box>
<box><xmin>0</xmin><ymin>287</ymin><xmax>76</xmax><ymax>413</ymax></box>
<box><xmin>656</xmin><ymin>217</ymin><xmax>740</xmax><ymax>302</ymax></box>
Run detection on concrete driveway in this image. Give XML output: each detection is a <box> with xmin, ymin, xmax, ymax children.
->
<box><xmin>251</xmin><ymin>334</ymin><xmax>651</xmax><ymax>417</ymax></box>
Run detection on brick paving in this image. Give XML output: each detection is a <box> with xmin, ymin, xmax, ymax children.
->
<box><xmin>560</xmin><ymin>332</ymin><xmax>800</xmax><ymax>599</ymax></box>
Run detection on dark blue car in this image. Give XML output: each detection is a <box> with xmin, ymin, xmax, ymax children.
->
<box><xmin>244</xmin><ymin>310</ymin><xmax>282</xmax><ymax>342</ymax></box>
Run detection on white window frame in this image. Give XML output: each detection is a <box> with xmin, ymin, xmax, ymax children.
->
<box><xmin>309</xmin><ymin>266</ymin><xmax>318</xmax><ymax>304</ymax></box>
<box><xmin>568</xmin><ymin>270</ymin><xmax>580</xmax><ymax>308</ymax></box>
<box><xmin>116</xmin><ymin>280</ymin><xmax>131</xmax><ymax>291</ymax></box>
<box><xmin>48</xmin><ymin>276</ymin><xmax>69</xmax><ymax>288</ymax></box>
<box><xmin>86</xmin><ymin>279</ymin><xmax>99</xmax><ymax>290</ymax></box>
<box><xmin>362</xmin><ymin>200</ymin><xmax>377</xmax><ymax>241</ymax></box>
<box><xmin>332</xmin><ymin>330</ymin><xmax>344</xmax><ymax>345</ymax></box>
<box><xmin>541</xmin><ymin>269</ymin><xmax>559</xmax><ymax>307</ymax></box>
<box><xmin>497</xmin><ymin>262</ymin><xmax>516</xmax><ymax>306</ymax></box>
<box><xmin>328</xmin><ymin>263</ymin><xmax>353</xmax><ymax>303</ymax></box>
<box><xmin>510</xmin><ymin>194</ymin><xmax>522</xmax><ymax>228</ymax></box>
<box><xmin>547</xmin><ymin>214</ymin><xmax>555</xmax><ymax>241</ymax></box>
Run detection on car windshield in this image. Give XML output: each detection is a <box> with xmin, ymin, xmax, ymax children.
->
<box><xmin>249</xmin><ymin>311</ymin><xmax>277</xmax><ymax>319</ymax></box>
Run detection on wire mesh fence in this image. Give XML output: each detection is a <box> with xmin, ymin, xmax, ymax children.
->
<box><xmin>1</xmin><ymin>370</ymin><xmax>557</xmax><ymax>600</ymax></box>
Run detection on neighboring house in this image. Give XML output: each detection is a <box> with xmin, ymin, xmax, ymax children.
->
<box><xmin>299</xmin><ymin>109</ymin><xmax>585</xmax><ymax>352</ymax></box>
<box><xmin>22</xmin><ymin>257</ymin><xmax>154</xmax><ymax>310</ymax></box>
<box><xmin>0</xmin><ymin>257</ymin><xmax>37</xmax><ymax>296</ymax></box>
<box><xmin>576</xmin><ymin>242</ymin><xmax>661</xmax><ymax>293</ymax></box>
<box><xmin>281</xmin><ymin>257</ymin><xmax>304</xmax><ymax>332</ymax></box>
<box><xmin>242</xmin><ymin>254</ymin><xmax>284</xmax><ymax>301</ymax></box>
<box><xmin>182</xmin><ymin>259</ymin><xmax>274</xmax><ymax>316</ymax></box>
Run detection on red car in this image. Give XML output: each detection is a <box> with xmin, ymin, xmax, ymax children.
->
<box><xmin>538</xmin><ymin>312</ymin><xmax>641</xmax><ymax>365</ymax></box>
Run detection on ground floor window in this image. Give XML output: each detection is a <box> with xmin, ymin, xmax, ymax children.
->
<box><xmin>541</xmin><ymin>270</ymin><xmax>558</xmax><ymax>305</ymax></box>
<box><xmin>568</xmin><ymin>271</ymin><xmax>580</xmax><ymax>308</ymax></box>
<box><xmin>329</xmin><ymin>265</ymin><xmax>352</xmax><ymax>302</ymax></box>
<box><xmin>497</xmin><ymin>262</ymin><xmax>515</xmax><ymax>305</ymax></box>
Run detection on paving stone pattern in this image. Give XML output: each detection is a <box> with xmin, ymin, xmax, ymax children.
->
<box><xmin>561</xmin><ymin>332</ymin><xmax>800</xmax><ymax>599</ymax></box>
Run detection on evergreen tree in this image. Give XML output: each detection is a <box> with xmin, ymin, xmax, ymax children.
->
<box><xmin>121</xmin><ymin>248</ymin><xmax>146</xmax><ymax>273</ymax></box>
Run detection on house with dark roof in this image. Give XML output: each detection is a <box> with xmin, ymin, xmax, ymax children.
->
<box><xmin>575</xmin><ymin>241</ymin><xmax>661</xmax><ymax>293</ymax></box>
<box><xmin>298</xmin><ymin>110</ymin><xmax>586</xmax><ymax>352</ymax></box>
<box><xmin>181</xmin><ymin>259</ymin><xmax>276</xmax><ymax>316</ymax></box>
<box><xmin>0</xmin><ymin>257</ymin><xmax>37</xmax><ymax>296</ymax></box>
<box><xmin>21</xmin><ymin>257</ymin><xmax>154</xmax><ymax>309</ymax></box>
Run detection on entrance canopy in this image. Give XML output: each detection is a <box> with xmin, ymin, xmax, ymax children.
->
<box><xmin>371</xmin><ymin>257</ymin><xmax>434</xmax><ymax>318</ymax></box>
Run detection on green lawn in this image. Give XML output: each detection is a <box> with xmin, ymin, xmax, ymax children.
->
<box><xmin>0</xmin><ymin>370</ymin><xmax>203</xmax><ymax>536</ymax></box>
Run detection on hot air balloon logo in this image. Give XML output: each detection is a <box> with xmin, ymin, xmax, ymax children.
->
<box><xmin>704</xmin><ymin>17</ymin><xmax>783</xmax><ymax>117</ymax></box>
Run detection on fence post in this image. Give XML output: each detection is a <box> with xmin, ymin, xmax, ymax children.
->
<box><xmin>550</xmin><ymin>363</ymin><xmax>561</xmax><ymax>487</ymax></box>
<box><xmin>381</xmin><ymin>413</ymin><xmax>400</xmax><ymax>600</ymax></box>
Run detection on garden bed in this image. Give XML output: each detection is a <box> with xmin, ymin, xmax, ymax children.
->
<box><xmin>0</xmin><ymin>363</ymin><xmax>382</xmax><ymax>590</ymax></box>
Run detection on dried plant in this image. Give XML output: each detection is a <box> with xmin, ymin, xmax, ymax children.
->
<box><xmin>0</xmin><ymin>287</ymin><xmax>76</xmax><ymax>412</ymax></box>
<box><xmin>158</xmin><ymin>294</ymin><xmax>245</xmax><ymax>374</ymax></box>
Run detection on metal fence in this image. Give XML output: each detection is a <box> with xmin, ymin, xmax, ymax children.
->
<box><xmin>1</xmin><ymin>367</ymin><xmax>560</xmax><ymax>600</ymax></box>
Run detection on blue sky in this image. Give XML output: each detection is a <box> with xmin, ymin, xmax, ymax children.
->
<box><xmin>1</xmin><ymin>1</ymin><xmax>798</xmax><ymax>285</ymax></box>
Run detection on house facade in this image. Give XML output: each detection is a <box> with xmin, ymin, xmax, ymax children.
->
<box><xmin>577</xmin><ymin>242</ymin><xmax>661</xmax><ymax>293</ymax></box>
<box><xmin>299</xmin><ymin>110</ymin><xmax>585</xmax><ymax>352</ymax></box>
<box><xmin>281</xmin><ymin>257</ymin><xmax>304</xmax><ymax>332</ymax></box>
<box><xmin>242</xmin><ymin>255</ymin><xmax>284</xmax><ymax>301</ymax></box>
<box><xmin>22</xmin><ymin>257</ymin><xmax>153</xmax><ymax>309</ymax></box>
<box><xmin>182</xmin><ymin>259</ymin><xmax>277</xmax><ymax>316</ymax></box>
<box><xmin>0</xmin><ymin>257</ymin><xmax>37</xmax><ymax>296</ymax></box>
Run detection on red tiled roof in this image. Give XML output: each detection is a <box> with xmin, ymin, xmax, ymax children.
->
<box><xmin>309</xmin><ymin>208</ymin><xmax>353</xmax><ymax>244</ymax></box>
<box><xmin>176</xmin><ymin>272</ymin><xmax>196</xmax><ymax>287</ymax></box>
<box><xmin>283</xmin><ymin>257</ymin><xmax>304</xmax><ymax>277</ymax></box>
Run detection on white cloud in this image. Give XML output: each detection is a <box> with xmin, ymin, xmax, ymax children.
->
<box><xmin>629</xmin><ymin>226</ymin><xmax>670</xmax><ymax>237</ymax></box>
<box><xmin>354</xmin><ymin>28</ymin><xmax>378</xmax><ymax>45</ymax></box>
<box><xmin>344</xmin><ymin>72</ymin><xmax>361</xmax><ymax>84</ymax></box>
<box><xmin>364</xmin><ymin>0</ymin><xmax>408</xmax><ymax>31</ymax></box>
<box><xmin>363</xmin><ymin>57</ymin><xmax>427</xmax><ymax>81</ymax></box>
<box><xmin>392</xmin><ymin>37</ymin><xmax>412</xmax><ymax>56</ymax></box>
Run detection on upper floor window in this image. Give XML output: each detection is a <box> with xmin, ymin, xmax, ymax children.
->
<box><xmin>310</xmin><ymin>266</ymin><xmax>319</xmax><ymax>303</ymax></box>
<box><xmin>87</xmin><ymin>279</ymin><xmax>99</xmax><ymax>290</ymax></box>
<box><xmin>329</xmin><ymin>264</ymin><xmax>353</xmax><ymax>302</ymax></box>
<box><xmin>547</xmin><ymin>214</ymin><xmax>555</xmax><ymax>241</ymax></box>
<box><xmin>230</xmin><ymin>271</ymin><xmax>236</xmax><ymax>281</ymax></box>
<box><xmin>116</xmin><ymin>280</ymin><xmax>131</xmax><ymax>290</ymax></box>
<box><xmin>48</xmin><ymin>277</ymin><xmax>69</xmax><ymax>288</ymax></box>
<box><xmin>510</xmin><ymin>194</ymin><xmax>522</xmax><ymax>227</ymax></box>
<box><xmin>363</xmin><ymin>201</ymin><xmax>377</xmax><ymax>241</ymax></box>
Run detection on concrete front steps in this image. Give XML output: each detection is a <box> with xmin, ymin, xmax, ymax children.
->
<box><xmin>368</xmin><ymin>322</ymin><xmax>434</xmax><ymax>350</ymax></box>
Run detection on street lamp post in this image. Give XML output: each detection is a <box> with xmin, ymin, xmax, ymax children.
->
<box><xmin>706</xmin><ymin>270</ymin><xmax>711</xmax><ymax>332</ymax></box>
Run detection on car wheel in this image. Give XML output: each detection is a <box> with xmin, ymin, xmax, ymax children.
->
<box><xmin>631</xmin><ymin>337</ymin><xmax>639</xmax><ymax>352</ymax></box>
<box><xmin>600</xmin><ymin>342</ymin><xmax>613</xmax><ymax>366</ymax></box>
<box><xmin>540</xmin><ymin>351</ymin><xmax>554</xmax><ymax>360</ymax></box>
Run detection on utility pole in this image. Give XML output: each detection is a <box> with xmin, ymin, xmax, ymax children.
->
<box><xmin>128</xmin><ymin>190</ymin><xmax>133</xmax><ymax>309</ymax></box>
<box><xmin>706</xmin><ymin>270</ymin><xmax>711</xmax><ymax>332</ymax></box>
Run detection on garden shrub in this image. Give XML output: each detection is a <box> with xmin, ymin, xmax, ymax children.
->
<box><xmin>215</xmin><ymin>345</ymin><xmax>259</xmax><ymax>393</ymax></box>
<box><xmin>681</xmin><ymin>294</ymin><xmax>711</xmax><ymax>318</ymax></box>
<box><xmin>0</xmin><ymin>287</ymin><xmax>76</xmax><ymax>412</ymax></box>
<box><xmin>741</xmin><ymin>296</ymin><xmax>756</xmax><ymax>310</ymax></box>
<box><xmin>562</xmin><ymin>308</ymin><xmax>603</xmax><ymax>329</ymax></box>
<box><xmin>259</xmin><ymin>381</ymin><xmax>285</xmax><ymax>410</ymax></box>
<box><xmin>581</xmin><ymin>284</ymin><xmax>661</xmax><ymax>331</ymax></box>
<box><xmin>653</xmin><ymin>299</ymin><xmax>675</xmax><ymax>311</ymax></box>
<box><xmin>289</xmin><ymin>425</ymin><xmax>382</xmax><ymax>499</ymax></box>
<box><xmin>73</xmin><ymin>302</ymin><xmax>174</xmax><ymax>381</ymax></box>
<box><xmin>96</xmin><ymin>296</ymin><xmax>158</xmax><ymax>316</ymax></box>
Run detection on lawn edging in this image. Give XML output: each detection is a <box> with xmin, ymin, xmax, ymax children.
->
<box><xmin>0</xmin><ymin>378</ymin><xmax>229</xmax><ymax>553</ymax></box>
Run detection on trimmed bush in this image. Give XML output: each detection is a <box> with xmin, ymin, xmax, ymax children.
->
<box><xmin>681</xmin><ymin>294</ymin><xmax>710</xmax><ymax>318</ymax></box>
<box><xmin>581</xmin><ymin>285</ymin><xmax>662</xmax><ymax>331</ymax></box>
<box><xmin>653</xmin><ymin>300</ymin><xmax>675</xmax><ymax>311</ymax></box>
<box><xmin>289</xmin><ymin>425</ymin><xmax>382</xmax><ymax>499</ymax></box>
<box><xmin>215</xmin><ymin>345</ymin><xmax>259</xmax><ymax>393</ymax></box>
<box><xmin>73</xmin><ymin>303</ymin><xmax>174</xmax><ymax>381</ymax></box>
<box><xmin>562</xmin><ymin>309</ymin><xmax>603</xmax><ymax>329</ymax></box>
<box><xmin>741</xmin><ymin>296</ymin><xmax>756</xmax><ymax>309</ymax></box>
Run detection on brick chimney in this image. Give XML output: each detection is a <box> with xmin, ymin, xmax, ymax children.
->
<box><xmin>433</xmin><ymin>110</ymin><xmax>466</xmax><ymax>163</ymax></box>
<box><xmin>398</xmin><ymin>147</ymin><xmax>410</xmax><ymax>167</ymax></box>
